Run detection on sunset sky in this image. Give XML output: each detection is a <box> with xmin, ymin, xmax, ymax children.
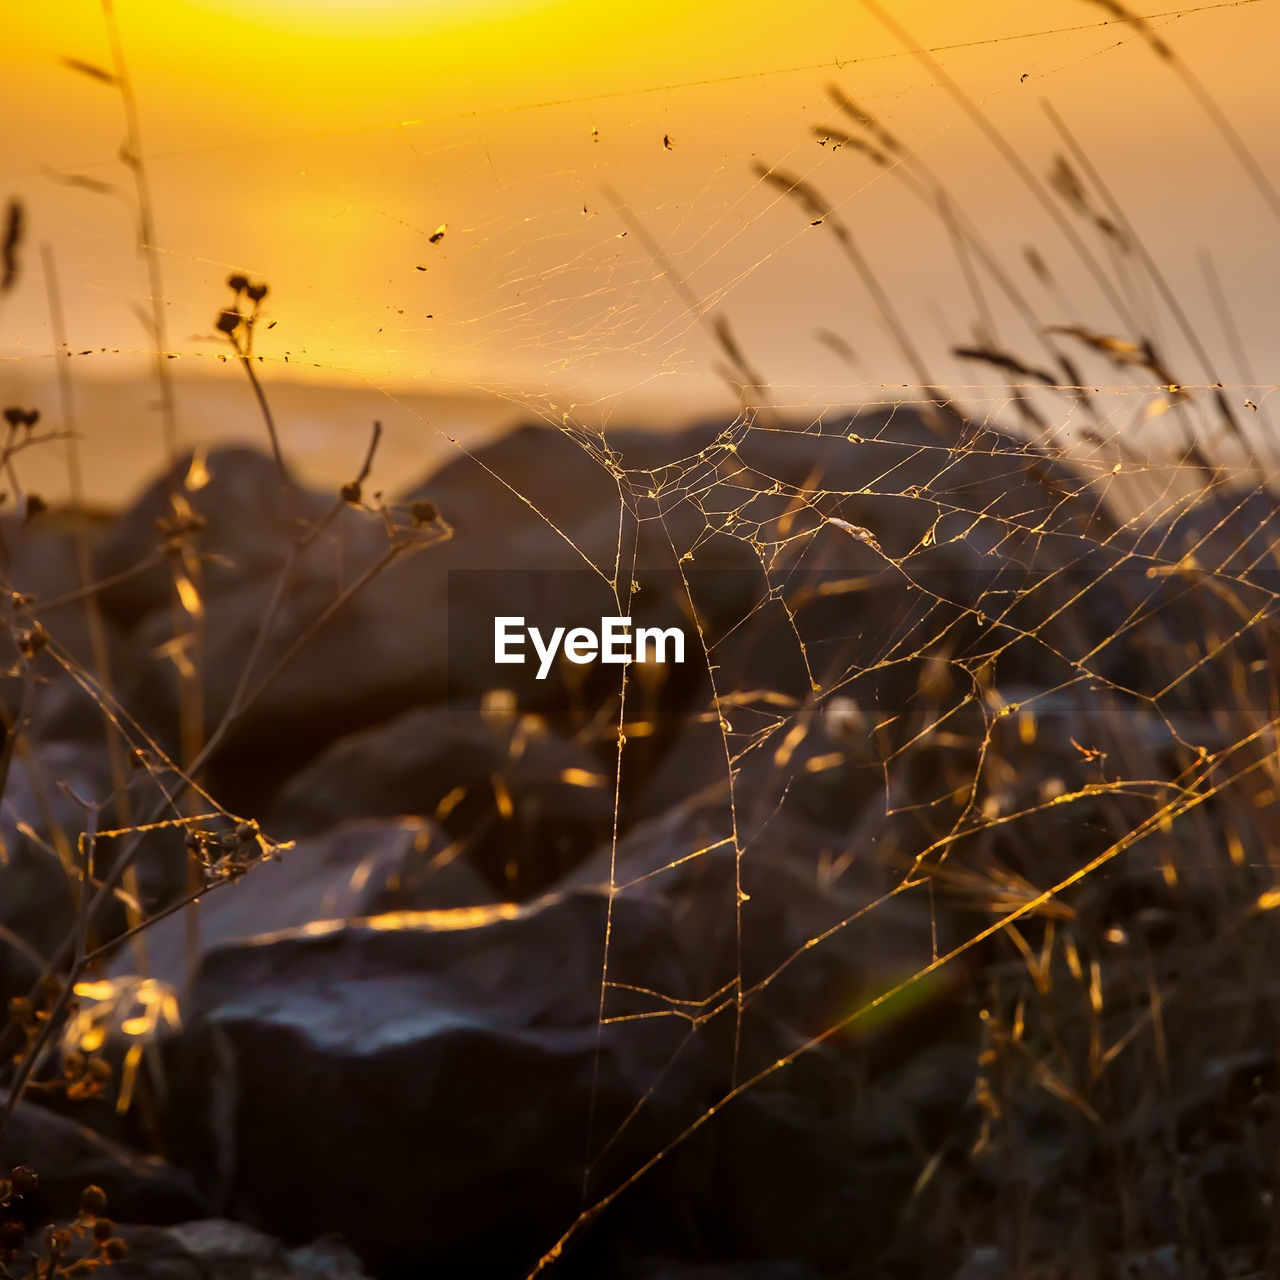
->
<box><xmin>1</xmin><ymin>0</ymin><xmax>1277</xmax><ymax>499</ymax></box>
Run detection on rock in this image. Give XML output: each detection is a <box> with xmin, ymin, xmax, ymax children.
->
<box><xmin>0</xmin><ymin>927</ymin><xmax>42</xmax><ymax>1036</ymax></box>
<box><xmin>97</xmin><ymin>446</ymin><xmax>402</xmax><ymax>809</ymax></box>
<box><xmin>1102</xmin><ymin>1245</ymin><xmax>1189</xmax><ymax>1280</ymax></box>
<box><xmin>1191</xmin><ymin>1143</ymin><xmax>1271</xmax><ymax>1249</ymax></box>
<box><xmin>622</xmin><ymin>1261</ymin><xmax>823</xmax><ymax>1280</ymax></box>
<box><xmin>266</xmin><ymin>704</ymin><xmax>616</xmax><ymax>896</ymax></box>
<box><xmin>0</xmin><ymin>821</ymin><xmax>71</xmax><ymax>1014</ymax></box>
<box><xmin>0</xmin><ymin>1089</ymin><xmax>206</xmax><ymax>1225</ymax></box>
<box><xmin>90</xmin><ymin>447</ymin><xmax>338</xmax><ymax>631</ymax></box>
<box><xmin>160</xmin><ymin>869</ymin><xmax>959</xmax><ymax>1276</ymax></box>
<box><xmin>117</xmin><ymin>409</ymin><xmax>1086</xmax><ymax>816</ymax></box>
<box><xmin>167</xmin><ymin>1220</ymin><xmax>370</xmax><ymax>1279</ymax></box>
<box><xmin>949</xmin><ymin>1247</ymin><xmax>1012</xmax><ymax>1280</ymax></box>
<box><xmin>721</xmin><ymin>412</ymin><xmax>1103</xmax><ymax>543</ymax></box>
<box><xmin>108</xmin><ymin>817</ymin><xmax>492</xmax><ymax>996</ymax></box>
<box><xmin>118</xmin><ymin>475</ymin><xmax>667</xmax><ymax>815</ymax></box>
<box><xmin>1136</xmin><ymin>485</ymin><xmax>1280</xmax><ymax>576</ymax></box>
<box><xmin>625</xmin><ymin>492</ymin><xmax>1164</xmax><ymax>821</ymax></box>
<box><xmin>0</xmin><ymin>513</ymin><xmax>142</xmax><ymax>742</ymax></box>
<box><xmin>628</xmin><ymin>476</ymin><xmax>1240</xmax><ymax>845</ymax></box>
<box><xmin>566</xmin><ymin>804</ymin><xmax>962</xmax><ymax>1073</ymax></box>
<box><xmin>630</xmin><ymin>530</ymin><xmax>989</xmax><ymax>826</ymax></box>
<box><xmin>162</xmin><ymin>889</ymin><xmax>712</xmax><ymax>1277</ymax></box>
<box><xmin>107</xmin><ymin>1226</ymin><xmax>206</xmax><ymax>1280</ymax></box>
<box><xmin>402</xmin><ymin>420</ymin><xmax>653</xmax><ymax>539</ymax></box>
<box><xmin>109</xmin><ymin>1221</ymin><xmax>372</xmax><ymax>1280</ymax></box>
<box><xmin>277</xmin><ymin>1232</ymin><xmax>371</xmax><ymax>1280</ymax></box>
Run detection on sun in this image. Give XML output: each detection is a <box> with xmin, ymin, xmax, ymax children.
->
<box><xmin>189</xmin><ymin>0</ymin><xmax>551</xmax><ymax>35</ymax></box>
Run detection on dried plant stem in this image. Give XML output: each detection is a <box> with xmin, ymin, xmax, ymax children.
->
<box><xmin>1042</xmin><ymin>103</ymin><xmax>1244</xmax><ymax>453</ymax></box>
<box><xmin>854</xmin><ymin>0</ymin><xmax>1139</xmax><ymax>336</ymax></box>
<box><xmin>101</xmin><ymin>0</ymin><xmax>177</xmax><ymax>469</ymax></box>
<box><xmin>0</xmin><ymin>421</ymin><xmax>439</xmax><ymax>1150</ymax></box>
<box><xmin>43</xmin><ymin>244</ymin><xmax>149</xmax><ymax>970</ymax></box>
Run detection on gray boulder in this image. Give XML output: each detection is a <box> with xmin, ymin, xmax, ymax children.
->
<box><xmin>0</xmin><ymin>1088</ymin><xmax>205</xmax><ymax>1224</ymax></box>
<box><xmin>266</xmin><ymin>704</ymin><xmax>616</xmax><ymax>896</ymax></box>
<box><xmin>162</xmin><ymin>889</ymin><xmax>709</xmax><ymax>1277</ymax></box>
<box><xmin>108</xmin><ymin>816</ymin><xmax>492</xmax><ymax>998</ymax></box>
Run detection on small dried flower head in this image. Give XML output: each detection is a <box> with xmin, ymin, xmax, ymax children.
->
<box><xmin>216</xmin><ymin>309</ymin><xmax>242</xmax><ymax>335</ymax></box>
<box><xmin>339</xmin><ymin>480</ymin><xmax>362</xmax><ymax>505</ymax></box>
<box><xmin>18</xmin><ymin>623</ymin><xmax>49</xmax><ymax>658</ymax></box>
<box><xmin>234</xmin><ymin>820</ymin><xmax>257</xmax><ymax>843</ymax></box>
<box><xmin>79</xmin><ymin>1185</ymin><xmax>108</xmax><ymax>1216</ymax></box>
<box><xmin>227</xmin><ymin>273</ymin><xmax>249</xmax><ymax>293</ymax></box>
<box><xmin>20</xmin><ymin>409</ymin><xmax>39</xmax><ymax>429</ymax></box>
<box><xmin>48</xmin><ymin>1227</ymin><xmax>72</xmax><ymax>1253</ymax></box>
<box><xmin>154</xmin><ymin>511</ymin><xmax>206</xmax><ymax>539</ymax></box>
<box><xmin>103</xmin><ymin>1237</ymin><xmax>129</xmax><ymax>1262</ymax></box>
<box><xmin>410</xmin><ymin>499</ymin><xmax>438</xmax><ymax>526</ymax></box>
<box><xmin>23</xmin><ymin>493</ymin><xmax>46</xmax><ymax>522</ymax></box>
<box><xmin>91</xmin><ymin>1217</ymin><xmax>114</xmax><ymax>1243</ymax></box>
<box><xmin>9</xmin><ymin>1167</ymin><xmax>37</xmax><ymax>1198</ymax></box>
<box><xmin>2</xmin><ymin>407</ymin><xmax>23</xmax><ymax>428</ymax></box>
<box><xmin>245</xmin><ymin>282</ymin><xmax>268</xmax><ymax>304</ymax></box>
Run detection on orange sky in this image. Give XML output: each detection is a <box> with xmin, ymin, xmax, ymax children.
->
<box><xmin>1</xmin><ymin>0</ymin><xmax>1277</xmax><ymax>498</ymax></box>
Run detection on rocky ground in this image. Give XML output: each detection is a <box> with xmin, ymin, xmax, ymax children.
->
<box><xmin>0</xmin><ymin>409</ymin><xmax>1277</xmax><ymax>1279</ymax></box>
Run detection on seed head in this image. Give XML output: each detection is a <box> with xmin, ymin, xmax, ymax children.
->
<box><xmin>79</xmin><ymin>1185</ymin><xmax>108</xmax><ymax>1216</ymax></box>
<box><xmin>18</xmin><ymin>623</ymin><xmax>49</xmax><ymax>658</ymax></box>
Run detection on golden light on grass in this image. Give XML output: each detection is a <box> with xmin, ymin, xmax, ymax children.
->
<box><xmin>558</xmin><ymin>767</ymin><xmax>608</xmax><ymax>788</ymax></box>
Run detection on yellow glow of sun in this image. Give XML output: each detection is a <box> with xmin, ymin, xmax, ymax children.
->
<box><xmin>187</xmin><ymin>0</ymin><xmax>552</xmax><ymax>35</ymax></box>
